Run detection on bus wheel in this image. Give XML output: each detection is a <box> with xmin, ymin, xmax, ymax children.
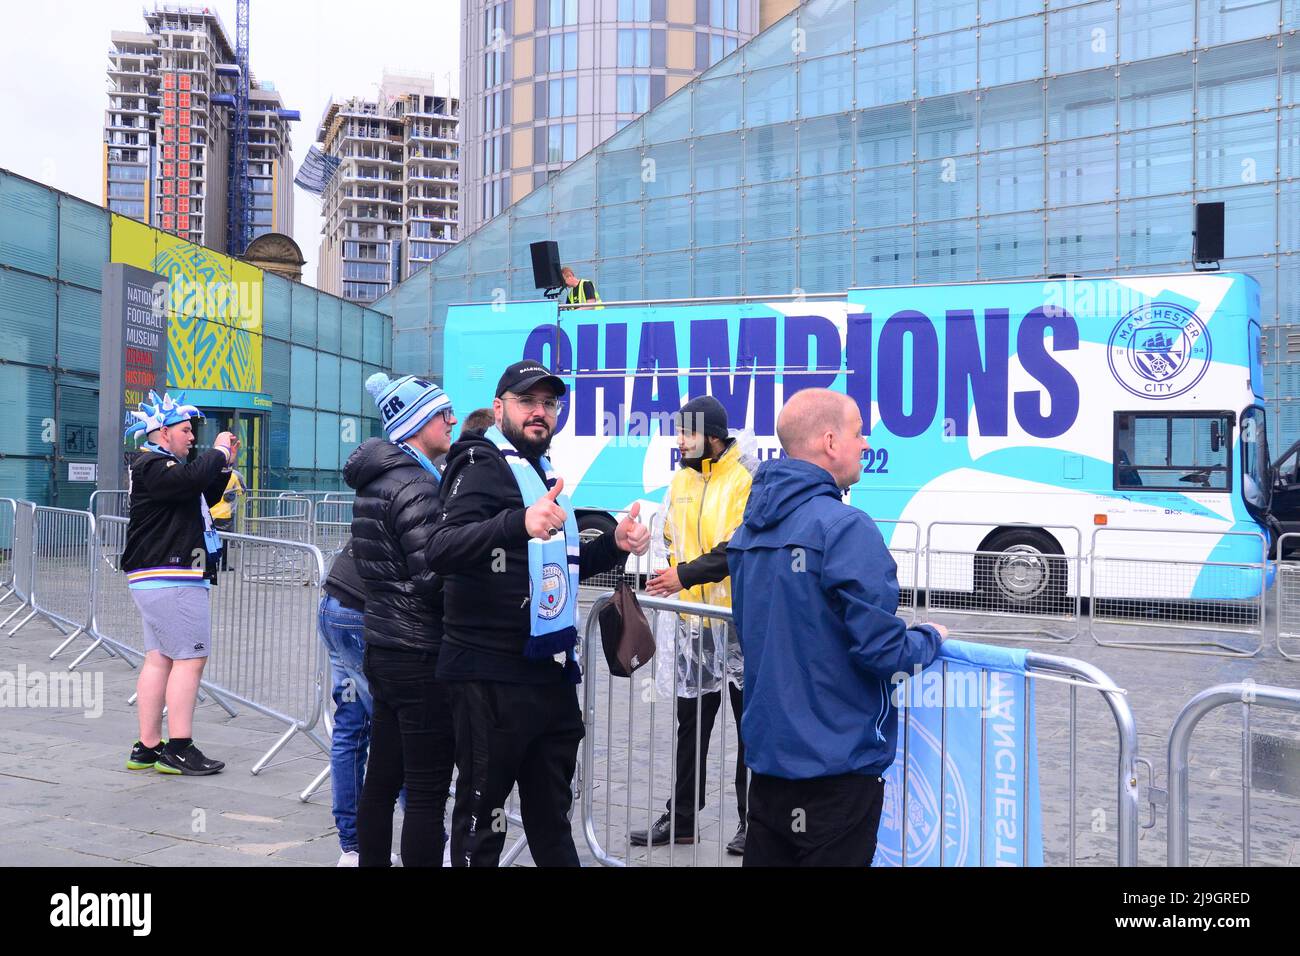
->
<box><xmin>975</xmin><ymin>529</ymin><xmax>1067</xmax><ymax>612</ymax></box>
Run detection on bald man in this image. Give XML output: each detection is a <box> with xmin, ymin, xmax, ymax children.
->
<box><xmin>726</xmin><ymin>388</ymin><xmax>947</xmax><ymax>867</ymax></box>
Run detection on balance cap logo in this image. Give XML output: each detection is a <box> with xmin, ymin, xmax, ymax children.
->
<box><xmin>1107</xmin><ymin>301</ymin><xmax>1211</xmax><ymax>400</ymax></box>
<box><xmin>538</xmin><ymin>561</ymin><xmax>568</xmax><ymax>620</ymax></box>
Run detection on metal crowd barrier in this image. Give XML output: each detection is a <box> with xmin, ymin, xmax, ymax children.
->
<box><xmin>311</xmin><ymin>499</ymin><xmax>354</xmax><ymax>569</ymax></box>
<box><xmin>262</xmin><ymin>489</ymin><xmax>338</xmax><ymax>507</ymax></box>
<box><xmin>1</xmin><ymin>501</ymin><xmax>36</xmax><ymax>632</ymax></box>
<box><xmin>89</xmin><ymin>489</ymin><xmax>131</xmax><ymax>520</ymax></box>
<box><xmin>85</xmin><ymin>515</ymin><xmax>146</xmax><ymax>670</ymax></box>
<box><xmin>79</xmin><ymin>516</ymin><xmax>327</xmax><ymax>769</ymax></box>
<box><xmin>9</xmin><ymin>507</ymin><xmax>107</xmax><ymax>666</ymax></box>
<box><xmin>578</xmin><ymin>592</ymin><xmax>1139</xmax><ymax>867</ymax></box>
<box><xmin>580</xmin><ymin>592</ymin><xmax>743</xmax><ymax>867</ymax></box>
<box><xmin>0</xmin><ymin>497</ymin><xmax>17</xmax><ymax>605</ymax></box>
<box><xmin>877</xmin><ymin>519</ymin><xmax>920</xmax><ymax>624</ymax></box>
<box><xmin>1165</xmin><ymin>682</ymin><xmax>1300</xmax><ymax>866</ymax></box>
<box><xmin>1271</xmin><ymin>533</ymin><xmax>1300</xmax><ymax>662</ymax></box>
<box><xmin>240</xmin><ymin>494</ymin><xmax>314</xmax><ymax>544</ymax></box>
<box><xmin>924</xmin><ymin>522</ymin><xmax>1082</xmax><ymax>643</ymax></box>
<box><xmin>193</xmin><ymin>532</ymin><xmax>330</xmax><ymax>772</ymax></box>
<box><xmin>87</xmin><ymin>522</ymin><xmax>325</xmax><ymax>770</ymax></box>
<box><xmin>1090</xmin><ymin>527</ymin><xmax>1267</xmax><ymax>658</ymax></box>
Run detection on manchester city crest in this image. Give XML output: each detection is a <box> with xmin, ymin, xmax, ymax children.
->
<box><xmin>875</xmin><ymin>719</ymin><xmax>971</xmax><ymax>867</ymax></box>
<box><xmin>1107</xmin><ymin>301</ymin><xmax>1211</xmax><ymax>400</ymax></box>
<box><xmin>538</xmin><ymin>561</ymin><xmax>568</xmax><ymax>620</ymax></box>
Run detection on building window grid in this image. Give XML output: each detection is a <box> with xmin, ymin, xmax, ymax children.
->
<box><xmin>619</xmin><ymin>0</ymin><xmax>651</xmax><ymax>22</ymax></box>
<box><xmin>549</xmin><ymin>0</ymin><xmax>579</xmax><ymax>27</ymax></box>
<box><xmin>617</xmin><ymin>75</ymin><xmax>651</xmax><ymax>113</ymax></box>
<box><xmin>618</xmin><ymin>28</ymin><xmax>651</xmax><ymax>68</ymax></box>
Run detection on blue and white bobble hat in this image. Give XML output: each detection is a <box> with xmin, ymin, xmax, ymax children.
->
<box><xmin>365</xmin><ymin>373</ymin><xmax>453</xmax><ymax>443</ymax></box>
<box><xmin>124</xmin><ymin>390</ymin><xmax>204</xmax><ymax>443</ymax></box>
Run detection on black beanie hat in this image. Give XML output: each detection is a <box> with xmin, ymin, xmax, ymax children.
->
<box><xmin>677</xmin><ymin>395</ymin><xmax>729</xmax><ymax>440</ymax></box>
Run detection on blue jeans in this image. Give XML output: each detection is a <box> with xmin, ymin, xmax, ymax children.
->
<box><xmin>318</xmin><ymin>594</ymin><xmax>372</xmax><ymax>852</ymax></box>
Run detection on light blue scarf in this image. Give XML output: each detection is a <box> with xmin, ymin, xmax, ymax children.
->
<box><xmin>484</xmin><ymin>425</ymin><xmax>581</xmax><ymax>681</ymax></box>
<box><xmin>398</xmin><ymin>441</ymin><xmax>441</xmax><ymax>480</ymax></box>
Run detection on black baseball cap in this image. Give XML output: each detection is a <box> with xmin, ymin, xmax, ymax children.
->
<box><xmin>495</xmin><ymin>360</ymin><xmax>568</xmax><ymax>398</ymax></box>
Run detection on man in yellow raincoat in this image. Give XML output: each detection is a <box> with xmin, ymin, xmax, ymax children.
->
<box><xmin>634</xmin><ymin>395</ymin><xmax>756</xmax><ymax>856</ymax></box>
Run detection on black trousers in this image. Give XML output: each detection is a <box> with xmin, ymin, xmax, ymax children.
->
<box><xmin>446</xmin><ymin>678</ymin><xmax>584</xmax><ymax>867</ymax></box>
<box><xmin>668</xmin><ymin>682</ymin><xmax>746</xmax><ymax>828</ymax></box>
<box><xmin>356</xmin><ymin>645</ymin><xmax>455</xmax><ymax>867</ymax></box>
<box><xmin>743</xmin><ymin>770</ymin><xmax>885</xmax><ymax>867</ymax></box>
<box><xmin>212</xmin><ymin>518</ymin><xmax>233</xmax><ymax>571</ymax></box>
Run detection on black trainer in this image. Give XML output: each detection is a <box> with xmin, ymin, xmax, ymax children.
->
<box><xmin>155</xmin><ymin>743</ymin><xmax>224</xmax><ymax>776</ymax></box>
<box><xmin>126</xmin><ymin>740</ymin><xmax>164</xmax><ymax>770</ymax></box>
<box><xmin>630</xmin><ymin>813</ymin><xmax>697</xmax><ymax>846</ymax></box>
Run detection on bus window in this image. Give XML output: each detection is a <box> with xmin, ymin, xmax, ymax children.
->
<box><xmin>1114</xmin><ymin>414</ymin><xmax>1142</xmax><ymax>487</ymax></box>
<box><xmin>1113</xmin><ymin>411</ymin><xmax>1232</xmax><ymax>492</ymax></box>
<box><xmin>1240</xmin><ymin>405</ymin><xmax>1269</xmax><ymax>509</ymax></box>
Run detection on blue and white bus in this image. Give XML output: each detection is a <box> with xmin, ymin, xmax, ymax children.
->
<box><xmin>441</xmin><ymin>272</ymin><xmax>1275</xmax><ymax>608</ymax></box>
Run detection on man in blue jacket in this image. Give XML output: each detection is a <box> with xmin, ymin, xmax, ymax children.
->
<box><xmin>727</xmin><ymin>388</ymin><xmax>947</xmax><ymax>867</ymax></box>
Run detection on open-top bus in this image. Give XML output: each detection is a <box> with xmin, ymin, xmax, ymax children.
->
<box><xmin>441</xmin><ymin>272</ymin><xmax>1275</xmax><ymax>609</ymax></box>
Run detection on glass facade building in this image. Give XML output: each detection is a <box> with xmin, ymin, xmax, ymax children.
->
<box><xmin>0</xmin><ymin>168</ymin><xmax>390</xmax><ymax>506</ymax></box>
<box><xmin>262</xmin><ymin>272</ymin><xmax>394</xmax><ymax>490</ymax></box>
<box><xmin>459</xmin><ymin>0</ymin><xmax>762</xmax><ymax>230</ymax></box>
<box><xmin>384</xmin><ymin>0</ymin><xmax>1300</xmax><ymax>449</ymax></box>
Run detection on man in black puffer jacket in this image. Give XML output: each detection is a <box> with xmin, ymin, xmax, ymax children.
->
<box><xmin>344</xmin><ymin>372</ymin><xmax>458</xmax><ymax>867</ymax></box>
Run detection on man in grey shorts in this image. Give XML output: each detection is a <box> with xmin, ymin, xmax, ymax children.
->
<box><xmin>133</xmin><ymin>587</ymin><xmax>213</xmax><ymax>659</ymax></box>
<box><xmin>120</xmin><ymin>391</ymin><xmax>238</xmax><ymax>775</ymax></box>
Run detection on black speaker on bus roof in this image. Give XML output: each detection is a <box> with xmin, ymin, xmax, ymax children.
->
<box><xmin>1193</xmin><ymin>202</ymin><xmax>1224</xmax><ymax>269</ymax></box>
<box><xmin>530</xmin><ymin>240</ymin><xmax>564</xmax><ymax>290</ymax></box>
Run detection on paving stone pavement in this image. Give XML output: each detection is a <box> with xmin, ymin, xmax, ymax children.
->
<box><xmin>1</xmin><ymin>593</ymin><xmax>1298</xmax><ymax>867</ymax></box>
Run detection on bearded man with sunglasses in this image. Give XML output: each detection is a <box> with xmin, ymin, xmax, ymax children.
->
<box><xmin>428</xmin><ymin>360</ymin><xmax>650</xmax><ymax>866</ymax></box>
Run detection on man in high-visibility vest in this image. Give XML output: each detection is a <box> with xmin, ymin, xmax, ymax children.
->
<box><xmin>561</xmin><ymin>267</ymin><xmax>602</xmax><ymax>309</ymax></box>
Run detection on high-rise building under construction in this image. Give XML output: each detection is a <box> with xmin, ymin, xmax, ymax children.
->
<box><xmin>314</xmin><ymin>73</ymin><xmax>460</xmax><ymax>304</ymax></box>
<box><xmin>103</xmin><ymin>4</ymin><xmax>297</xmax><ymax>251</ymax></box>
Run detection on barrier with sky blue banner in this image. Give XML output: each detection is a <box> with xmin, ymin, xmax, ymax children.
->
<box><xmin>876</xmin><ymin>639</ymin><xmax>1043</xmax><ymax>867</ymax></box>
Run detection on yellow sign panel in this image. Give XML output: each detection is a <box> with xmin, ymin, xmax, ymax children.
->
<box><xmin>109</xmin><ymin>215</ymin><xmax>263</xmax><ymax>393</ymax></box>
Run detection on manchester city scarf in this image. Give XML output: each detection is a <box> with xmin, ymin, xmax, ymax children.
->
<box><xmin>484</xmin><ymin>426</ymin><xmax>582</xmax><ymax>680</ymax></box>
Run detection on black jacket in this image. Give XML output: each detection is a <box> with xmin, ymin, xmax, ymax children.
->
<box><xmin>427</xmin><ymin>432</ymin><xmax>627</xmax><ymax>682</ymax></box>
<box><xmin>344</xmin><ymin>438</ymin><xmax>443</xmax><ymax>653</ymax></box>
<box><xmin>322</xmin><ymin>538</ymin><xmax>367</xmax><ymax>611</ymax></box>
<box><xmin>121</xmin><ymin>447</ymin><xmax>231</xmax><ymax>582</ymax></box>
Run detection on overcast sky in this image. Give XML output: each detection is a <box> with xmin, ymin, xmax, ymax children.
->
<box><xmin>0</xmin><ymin>0</ymin><xmax>461</xmax><ymax>286</ymax></box>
